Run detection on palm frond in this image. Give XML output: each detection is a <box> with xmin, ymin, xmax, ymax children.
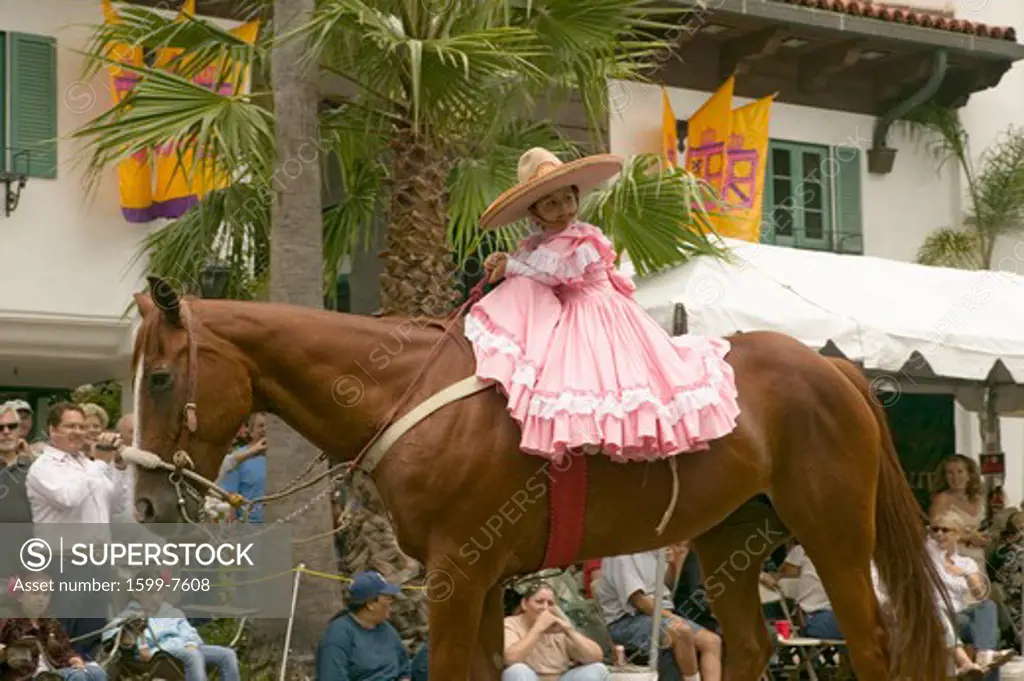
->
<box><xmin>971</xmin><ymin>126</ymin><xmax>1024</xmax><ymax>240</ymax></box>
<box><xmin>322</xmin><ymin>134</ymin><xmax>390</xmax><ymax>296</ymax></box>
<box><xmin>133</xmin><ymin>182</ymin><xmax>269</xmax><ymax>301</ymax></box>
<box><xmin>581</xmin><ymin>154</ymin><xmax>725</xmax><ymax>276</ymax></box>
<box><xmin>915</xmin><ymin>227</ymin><xmax>984</xmax><ymax>270</ymax></box>
<box><xmin>69</xmin><ymin>56</ymin><xmax>274</xmax><ymax>197</ymax></box>
<box><xmin>81</xmin><ymin>5</ymin><xmax>264</xmax><ymax>84</ymax></box>
<box><xmin>447</xmin><ymin>119</ymin><xmax>578</xmax><ymax>266</ymax></box>
<box><xmin>515</xmin><ymin>0</ymin><xmax>682</xmax><ymax>144</ymax></box>
<box><xmin>898</xmin><ymin>102</ymin><xmax>971</xmax><ymax>176</ymax></box>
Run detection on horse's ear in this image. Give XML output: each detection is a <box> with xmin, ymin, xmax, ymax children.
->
<box><xmin>147</xmin><ymin>275</ymin><xmax>182</xmax><ymax>327</ymax></box>
<box><xmin>134</xmin><ymin>291</ymin><xmax>156</xmax><ymax>318</ymax></box>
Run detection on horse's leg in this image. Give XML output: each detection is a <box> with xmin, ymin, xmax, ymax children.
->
<box><xmin>470</xmin><ymin>584</ymin><xmax>505</xmax><ymax>681</ymax></box>
<box><xmin>425</xmin><ymin>555</ymin><xmax>488</xmax><ymax>681</ymax></box>
<box><xmin>769</xmin><ymin>455</ymin><xmax>890</xmax><ymax>678</ymax></box>
<box><xmin>691</xmin><ymin>513</ymin><xmax>787</xmax><ymax>681</ymax></box>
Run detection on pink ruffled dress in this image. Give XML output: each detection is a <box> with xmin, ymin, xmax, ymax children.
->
<box><xmin>464</xmin><ymin>221</ymin><xmax>740</xmax><ymax>464</ymax></box>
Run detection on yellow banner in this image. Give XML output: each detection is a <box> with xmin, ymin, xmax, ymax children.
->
<box><xmin>103</xmin><ymin>0</ymin><xmax>154</xmax><ymax>223</ymax></box>
<box><xmin>151</xmin><ymin>0</ymin><xmax>200</xmax><ymax>218</ymax></box>
<box><xmin>684</xmin><ymin>75</ymin><xmax>734</xmax><ymax>218</ymax></box>
<box><xmin>661</xmin><ymin>87</ymin><xmax>678</xmax><ymax>169</ymax></box>
<box><xmin>190</xmin><ymin>19</ymin><xmax>261</xmax><ymax>196</ymax></box>
<box><xmin>715</xmin><ymin>96</ymin><xmax>773</xmax><ymax>242</ymax></box>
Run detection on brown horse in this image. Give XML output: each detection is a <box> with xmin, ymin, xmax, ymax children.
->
<box><xmin>130</xmin><ymin>278</ymin><xmax>949</xmax><ymax>681</ymax></box>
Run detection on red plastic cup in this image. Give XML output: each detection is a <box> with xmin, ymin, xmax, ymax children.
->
<box><xmin>773</xmin><ymin>620</ymin><xmax>792</xmax><ymax>640</ymax></box>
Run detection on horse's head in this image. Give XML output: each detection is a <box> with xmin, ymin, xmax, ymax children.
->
<box><xmin>132</xmin><ymin>276</ymin><xmax>254</xmax><ymax>523</ymax></box>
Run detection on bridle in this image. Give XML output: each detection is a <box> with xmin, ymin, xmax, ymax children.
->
<box><xmin>126</xmin><ymin>297</ymin><xmax>242</xmax><ymax>525</ymax></box>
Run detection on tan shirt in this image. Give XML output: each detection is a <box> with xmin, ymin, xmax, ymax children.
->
<box><xmin>504</xmin><ymin>614</ymin><xmax>577</xmax><ymax>681</ymax></box>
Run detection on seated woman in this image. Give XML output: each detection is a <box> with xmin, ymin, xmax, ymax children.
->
<box><xmin>930</xmin><ymin>510</ymin><xmax>1015</xmax><ymax>672</ymax></box>
<box><xmin>0</xmin><ymin>572</ymin><xmax>107</xmax><ymax>681</ymax></box>
<box><xmin>929</xmin><ymin>455</ymin><xmax>989</xmax><ymax>571</ymax></box>
<box><xmin>504</xmin><ymin>582</ymin><xmax>609</xmax><ymax>681</ymax></box>
<box><xmin>102</xmin><ymin>569</ymin><xmax>239</xmax><ymax>681</ymax></box>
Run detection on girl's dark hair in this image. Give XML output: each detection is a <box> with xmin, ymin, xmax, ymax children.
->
<box><xmin>528</xmin><ymin>185</ymin><xmax>580</xmax><ymax>215</ymax></box>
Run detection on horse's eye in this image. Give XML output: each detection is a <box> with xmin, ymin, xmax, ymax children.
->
<box><xmin>149</xmin><ymin>371</ymin><xmax>173</xmax><ymax>393</ymax></box>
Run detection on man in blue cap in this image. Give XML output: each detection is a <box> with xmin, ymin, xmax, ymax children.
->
<box><xmin>316</xmin><ymin>571</ymin><xmax>412</xmax><ymax>681</ymax></box>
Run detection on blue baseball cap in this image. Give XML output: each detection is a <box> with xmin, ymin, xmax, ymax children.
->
<box><xmin>348</xmin><ymin>571</ymin><xmax>401</xmax><ymax>605</ymax></box>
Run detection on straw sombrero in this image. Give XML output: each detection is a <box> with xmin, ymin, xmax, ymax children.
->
<box><xmin>480</xmin><ymin>147</ymin><xmax>623</xmax><ymax>230</ymax></box>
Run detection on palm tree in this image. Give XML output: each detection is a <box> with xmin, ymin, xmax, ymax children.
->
<box><xmin>71</xmin><ymin>0</ymin><xmax>725</xmax><ymax>658</ymax></box>
<box><xmin>73</xmin><ymin>0</ymin><xmax>723</xmax><ymax>312</ymax></box>
<box><xmin>902</xmin><ymin>104</ymin><xmax>1024</xmax><ymax>269</ymax></box>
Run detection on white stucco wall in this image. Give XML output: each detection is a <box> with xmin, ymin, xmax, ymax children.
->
<box><xmin>0</xmin><ymin>1</ymin><xmax>151</xmax><ymax>320</ymax></box>
<box><xmin>0</xmin><ymin>2</ymin><xmax>242</xmax><ymax>388</ymax></box>
<box><xmin>608</xmin><ymin>5</ymin><xmax>1024</xmax><ymax>504</ymax></box>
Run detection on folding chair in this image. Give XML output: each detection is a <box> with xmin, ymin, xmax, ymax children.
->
<box><xmin>760</xmin><ymin>584</ymin><xmax>849</xmax><ymax>681</ymax></box>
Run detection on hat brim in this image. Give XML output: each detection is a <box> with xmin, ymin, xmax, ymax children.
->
<box><xmin>480</xmin><ymin>154</ymin><xmax>623</xmax><ymax>230</ymax></box>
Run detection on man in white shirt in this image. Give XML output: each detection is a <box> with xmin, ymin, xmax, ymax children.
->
<box><xmin>27</xmin><ymin>403</ymin><xmax>130</xmax><ymax>526</ymax></box>
<box><xmin>597</xmin><ymin>550</ymin><xmax>722</xmax><ymax>681</ymax></box>
<box><xmin>759</xmin><ymin>543</ymin><xmax>841</xmax><ymax>640</ymax></box>
<box><xmin>26</xmin><ymin>402</ymin><xmax>129</xmax><ymax>656</ymax></box>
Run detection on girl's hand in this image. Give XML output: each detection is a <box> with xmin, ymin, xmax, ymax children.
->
<box><xmin>485</xmin><ymin>252</ymin><xmax>508</xmax><ymax>283</ymax></box>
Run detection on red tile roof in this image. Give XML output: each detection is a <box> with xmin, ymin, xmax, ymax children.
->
<box><xmin>773</xmin><ymin>0</ymin><xmax>1018</xmax><ymax>41</ymax></box>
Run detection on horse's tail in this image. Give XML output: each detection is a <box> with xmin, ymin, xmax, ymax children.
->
<box><xmin>828</xmin><ymin>358</ymin><xmax>950</xmax><ymax>680</ymax></box>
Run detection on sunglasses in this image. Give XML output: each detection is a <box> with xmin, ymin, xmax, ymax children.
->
<box><xmin>0</xmin><ymin>423</ymin><xmax>19</xmax><ymax>433</ymax></box>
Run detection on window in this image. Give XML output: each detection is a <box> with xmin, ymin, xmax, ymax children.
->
<box><xmin>761</xmin><ymin>140</ymin><xmax>863</xmax><ymax>254</ymax></box>
<box><xmin>1</xmin><ymin>32</ymin><xmax>58</xmax><ymax>179</ymax></box>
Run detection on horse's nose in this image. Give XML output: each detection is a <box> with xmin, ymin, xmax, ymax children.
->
<box><xmin>135</xmin><ymin>498</ymin><xmax>157</xmax><ymax>523</ymax></box>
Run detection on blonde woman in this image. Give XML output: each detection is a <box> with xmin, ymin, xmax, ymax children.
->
<box><xmin>80</xmin><ymin>403</ymin><xmax>110</xmax><ymax>457</ymax></box>
<box><xmin>930</xmin><ymin>455</ymin><xmax>988</xmax><ymax>568</ymax></box>
<box><xmin>930</xmin><ymin>509</ymin><xmax>1014</xmax><ymax>672</ymax></box>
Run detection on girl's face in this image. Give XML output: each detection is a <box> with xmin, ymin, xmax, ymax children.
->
<box><xmin>945</xmin><ymin>461</ymin><xmax>969</xmax><ymax>492</ymax></box>
<box><xmin>521</xmin><ymin>586</ymin><xmax>557</xmax><ymax>624</ymax></box>
<box><xmin>531</xmin><ymin>187</ymin><xmax>578</xmax><ymax>232</ymax></box>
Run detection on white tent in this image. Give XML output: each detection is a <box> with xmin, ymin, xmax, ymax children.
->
<box><xmin>626</xmin><ymin>238</ymin><xmax>1024</xmax><ymax>413</ymax></box>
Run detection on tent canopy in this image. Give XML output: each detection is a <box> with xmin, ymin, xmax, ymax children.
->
<box><xmin>626</xmin><ymin>239</ymin><xmax>1024</xmax><ymax>412</ymax></box>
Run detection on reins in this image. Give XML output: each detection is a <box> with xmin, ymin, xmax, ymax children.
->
<box><xmin>128</xmin><ymin>279</ymin><xmax>492</xmax><ymax>524</ymax></box>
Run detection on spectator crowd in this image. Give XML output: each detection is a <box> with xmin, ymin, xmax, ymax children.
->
<box><xmin>5</xmin><ymin>396</ymin><xmax>1024</xmax><ymax>681</ymax></box>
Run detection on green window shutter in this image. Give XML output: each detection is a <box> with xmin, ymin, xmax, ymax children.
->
<box><xmin>9</xmin><ymin>33</ymin><xmax>57</xmax><ymax>179</ymax></box>
<box><xmin>833</xmin><ymin>146</ymin><xmax>863</xmax><ymax>254</ymax></box>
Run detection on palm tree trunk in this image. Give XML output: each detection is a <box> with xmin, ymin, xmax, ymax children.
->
<box><xmin>379</xmin><ymin>128</ymin><xmax>460</xmax><ymax>317</ymax></box>
<box><xmin>251</xmin><ymin>0</ymin><xmax>342</xmax><ymax>674</ymax></box>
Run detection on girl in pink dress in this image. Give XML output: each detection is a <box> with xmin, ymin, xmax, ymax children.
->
<box><xmin>464</xmin><ymin>148</ymin><xmax>740</xmax><ymax>465</ymax></box>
